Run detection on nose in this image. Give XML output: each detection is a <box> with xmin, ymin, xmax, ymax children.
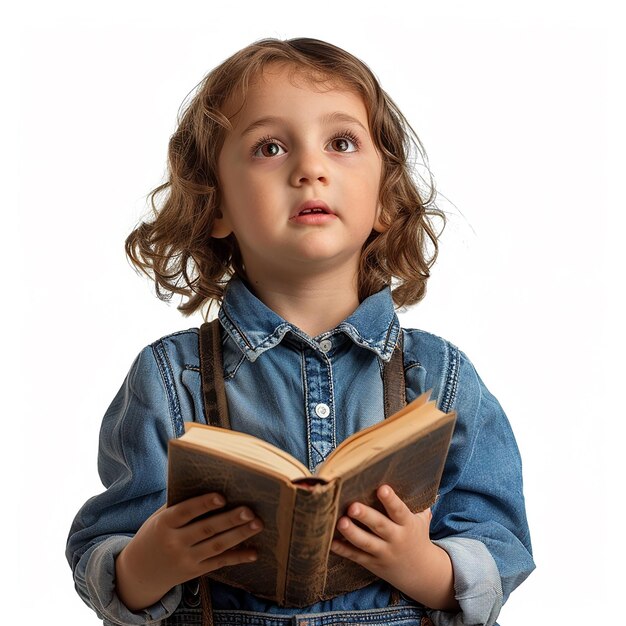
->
<box><xmin>289</xmin><ymin>146</ymin><xmax>329</xmax><ymax>187</ymax></box>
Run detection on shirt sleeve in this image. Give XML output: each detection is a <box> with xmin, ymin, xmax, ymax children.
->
<box><xmin>426</xmin><ymin>349</ymin><xmax>535</xmax><ymax>625</ymax></box>
<box><xmin>65</xmin><ymin>346</ymin><xmax>183</xmax><ymax>624</ymax></box>
<box><xmin>85</xmin><ymin>536</ymin><xmax>182</xmax><ymax>625</ymax></box>
<box><xmin>429</xmin><ymin>537</ymin><xmax>502</xmax><ymax>626</ymax></box>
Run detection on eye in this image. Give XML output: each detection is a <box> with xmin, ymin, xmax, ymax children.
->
<box><xmin>327</xmin><ymin>130</ymin><xmax>361</xmax><ymax>153</ymax></box>
<box><xmin>251</xmin><ymin>136</ymin><xmax>286</xmax><ymax>158</ymax></box>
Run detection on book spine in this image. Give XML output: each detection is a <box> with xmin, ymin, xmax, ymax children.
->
<box><xmin>283</xmin><ymin>482</ymin><xmax>339</xmax><ymax>606</ymax></box>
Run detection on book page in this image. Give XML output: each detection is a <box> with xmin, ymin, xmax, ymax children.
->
<box><xmin>316</xmin><ymin>392</ymin><xmax>452</xmax><ymax>481</ymax></box>
<box><xmin>182</xmin><ymin>423</ymin><xmax>310</xmax><ymax>481</ymax></box>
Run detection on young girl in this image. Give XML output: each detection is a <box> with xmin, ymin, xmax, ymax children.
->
<box><xmin>67</xmin><ymin>38</ymin><xmax>534</xmax><ymax>626</ymax></box>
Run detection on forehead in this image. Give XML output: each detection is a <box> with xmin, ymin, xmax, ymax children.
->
<box><xmin>222</xmin><ymin>63</ymin><xmax>369</xmax><ymax>127</ymax></box>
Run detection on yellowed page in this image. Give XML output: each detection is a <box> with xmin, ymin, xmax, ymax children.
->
<box><xmin>182</xmin><ymin>422</ymin><xmax>310</xmax><ymax>480</ymax></box>
<box><xmin>316</xmin><ymin>391</ymin><xmax>446</xmax><ymax>480</ymax></box>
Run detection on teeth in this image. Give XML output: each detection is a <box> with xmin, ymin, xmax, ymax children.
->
<box><xmin>301</xmin><ymin>208</ymin><xmax>325</xmax><ymax>215</ymax></box>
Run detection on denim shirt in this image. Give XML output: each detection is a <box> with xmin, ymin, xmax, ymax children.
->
<box><xmin>66</xmin><ymin>278</ymin><xmax>534</xmax><ymax>626</ymax></box>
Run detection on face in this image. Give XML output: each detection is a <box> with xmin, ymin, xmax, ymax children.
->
<box><xmin>214</xmin><ymin>64</ymin><xmax>383</xmax><ymax>285</ymax></box>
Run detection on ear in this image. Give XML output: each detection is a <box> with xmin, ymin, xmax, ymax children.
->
<box><xmin>373</xmin><ymin>204</ymin><xmax>387</xmax><ymax>233</ymax></box>
<box><xmin>211</xmin><ymin>208</ymin><xmax>233</xmax><ymax>239</ymax></box>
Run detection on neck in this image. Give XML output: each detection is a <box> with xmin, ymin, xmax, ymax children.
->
<box><xmin>244</xmin><ymin>265</ymin><xmax>361</xmax><ymax>337</ymax></box>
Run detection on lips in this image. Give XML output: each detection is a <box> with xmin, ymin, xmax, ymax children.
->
<box><xmin>291</xmin><ymin>200</ymin><xmax>335</xmax><ymax>219</ymax></box>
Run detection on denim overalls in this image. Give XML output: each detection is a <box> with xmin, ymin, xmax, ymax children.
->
<box><xmin>170</xmin><ymin>582</ymin><xmax>431</xmax><ymax>626</ymax></box>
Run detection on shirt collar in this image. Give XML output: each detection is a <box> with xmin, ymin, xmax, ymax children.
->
<box><xmin>218</xmin><ymin>277</ymin><xmax>400</xmax><ymax>362</ymax></box>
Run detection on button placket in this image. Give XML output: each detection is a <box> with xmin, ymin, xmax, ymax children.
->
<box><xmin>303</xmin><ymin>347</ymin><xmax>335</xmax><ymax>469</ymax></box>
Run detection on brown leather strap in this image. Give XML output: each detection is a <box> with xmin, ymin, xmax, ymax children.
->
<box><xmin>389</xmin><ymin>587</ymin><xmax>402</xmax><ymax>605</ymax></box>
<box><xmin>199</xmin><ymin>319</ymin><xmax>231</xmax><ymax>428</ymax></box>
<box><xmin>383</xmin><ymin>333</ymin><xmax>405</xmax><ymax>606</ymax></box>
<box><xmin>383</xmin><ymin>331</ymin><xmax>406</xmax><ymax>418</ymax></box>
<box><xmin>198</xmin><ymin>319</ymin><xmax>228</xmax><ymax>624</ymax></box>
<box><xmin>199</xmin><ymin>574</ymin><xmax>214</xmax><ymax>626</ymax></box>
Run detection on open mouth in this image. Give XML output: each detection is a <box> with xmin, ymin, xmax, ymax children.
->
<box><xmin>299</xmin><ymin>207</ymin><xmax>329</xmax><ymax>215</ymax></box>
<box><xmin>292</xmin><ymin>200</ymin><xmax>334</xmax><ymax>218</ymax></box>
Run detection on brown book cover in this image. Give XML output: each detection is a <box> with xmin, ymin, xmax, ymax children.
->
<box><xmin>167</xmin><ymin>391</ymin><xmax>456</xmax><ymax>606</ymax></box>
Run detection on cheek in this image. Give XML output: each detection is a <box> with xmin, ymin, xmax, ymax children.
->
<box><xmin>226</xmin><ymin>186</ymin><xmax>278</xmax><ymax>237</ymax></box>
<box><xmin>357</xmin><ymin>174</ymin><xmax>382</xmax><ymax>212</ymax></box>
<box><xmin>349</xmin><ymin>157</ymin><xmax>382</xmax><ymax>200</ymax></box>
<box><xmin>236</xmin><ymin>167</ymin><xmax>274</xmax><ymax>198</ymax></box>
<box><xmin>235</xmin><ymin>187</ymin><xmax>276</xmax><ymax>228</ymax></box>
<box><xmin>218</xmin><ymin>150</ymin><xmax>268</xmax><ymax>207</ymax></box>
<box><xmin>220</xmin><ymin>170</ymin><xmax>263</xmax><ymax>215</ymax></box>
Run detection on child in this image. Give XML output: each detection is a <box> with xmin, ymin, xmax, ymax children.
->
<box><xmin>67</xmin><ymin>38</ymin><xmax>534</xmax><ymax>626</ymax></box>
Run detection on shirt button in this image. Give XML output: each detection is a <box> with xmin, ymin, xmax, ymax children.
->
<box><xmin>319</xmin><ymin>339</ymin><xmax>332</xmax><ymax>353</ymax></box>
<box><xmin>315</xmin><ymin>403</ymin><xmax>330</xmax><ymax>418</ymax></box>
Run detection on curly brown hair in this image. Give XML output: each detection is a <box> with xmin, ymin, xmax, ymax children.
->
<box><xmin>125</xmin><ymin>37</ymin><xmax>444</xmax><ymax>317</ymax></box>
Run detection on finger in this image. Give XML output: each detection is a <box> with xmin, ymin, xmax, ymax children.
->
<box><xmin>377</xmin><ymin>485</ymin><xmax>412</xmax><ymax>525</ymax></box>
<box><xmin>330</xmin><ymin>538</ymin><xmax>372</xmax><ymax>568</ymax></box>
<box><xmin>335</xmin><ymin>514</ymin><xmax>386</xmax><ymax>556</ymax></box>
<box><xmin>164</xmin><ymin>493</ymin><xmax>226</xmax><ymax>528</ymax></box>
<box><xmin>344</xmin><ymin>501</ymin><xmax>396</xmax><ymax>541</ymax></box>
<box><xmin>199</xmin><ymin>546</ymin><xmax>259</xmax><ymax>573</ymax></box>
<box><xmin>193</xmin><ymin>517</ymin><xmax>263</xmax><ymax>563</ymax></box>
<box><xmin>184</xmin><ymin>506</ymin><xmax>259</xmax><ymax>546</ymax></box>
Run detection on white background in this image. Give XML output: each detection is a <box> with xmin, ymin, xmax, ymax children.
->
<box><xmin>6</xmin><ymin>1</ymin><xmax>625</xmax><ymax>623</ymax></box>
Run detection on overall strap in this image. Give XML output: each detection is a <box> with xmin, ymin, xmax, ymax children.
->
<box><xmin>382</xmin><ymin>330</ymin><xmax>406</xmax><ymax>606</ymax></box>
<box><xmin>199</xmin><ymin>318</ymin><xmax>231</xmax><ymax>429</ymax></box>
<box><xmin>383</xmin><ymin>330</ymin><xmax>406</xmax><ymax>418</ymax></box>
<box><xmin>199</xmin><ymin>576</ymin><xmax>213</xmax><ymax>626</ymax></box>
<box><xmin>198</xmin><ymin>319</ymin><xmax>227</xmax><ymax>626</ymax></box>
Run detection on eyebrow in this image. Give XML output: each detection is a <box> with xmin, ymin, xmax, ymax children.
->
<box><xmin>240</xmin><ymin>112</ymin><xmax>368</xmax><ymax>137</ymax></box>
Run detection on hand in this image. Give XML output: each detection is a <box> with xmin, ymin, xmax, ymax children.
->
<box><xmin>115</xmin><ymin>492</ymin><xmax>263</xmax><ymax>611</ymax></box>
<box><xmin>330</xmin><ymin>485</ymin><xmax>457</xmax><ymax>611</ymax></box>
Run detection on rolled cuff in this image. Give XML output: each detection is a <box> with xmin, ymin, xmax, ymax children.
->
<box><xmin>85</xmin><ymin>536</ymin><xmax>182</xmax><ymax>625</ymax></box>
<box><xmin>428</xmin><ymin>537</ymin><xmax>503</xmax><ymax>626</ymax></box>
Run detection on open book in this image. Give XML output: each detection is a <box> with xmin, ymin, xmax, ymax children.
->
<box><xmin>167</xmin><ymin>391</ymin><xmax>456</xmax><ymax>606</ymax></box>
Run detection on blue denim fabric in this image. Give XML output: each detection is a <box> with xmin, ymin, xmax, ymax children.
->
<box><xmin>159</xmin><ymin>600</ymin><xmax>428</xmax><ymax>626</ymax></box>
<box><xmin>66</xmin><ymin>278</ymin><xmax>534</xmax><ymax>626</ymax></box>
